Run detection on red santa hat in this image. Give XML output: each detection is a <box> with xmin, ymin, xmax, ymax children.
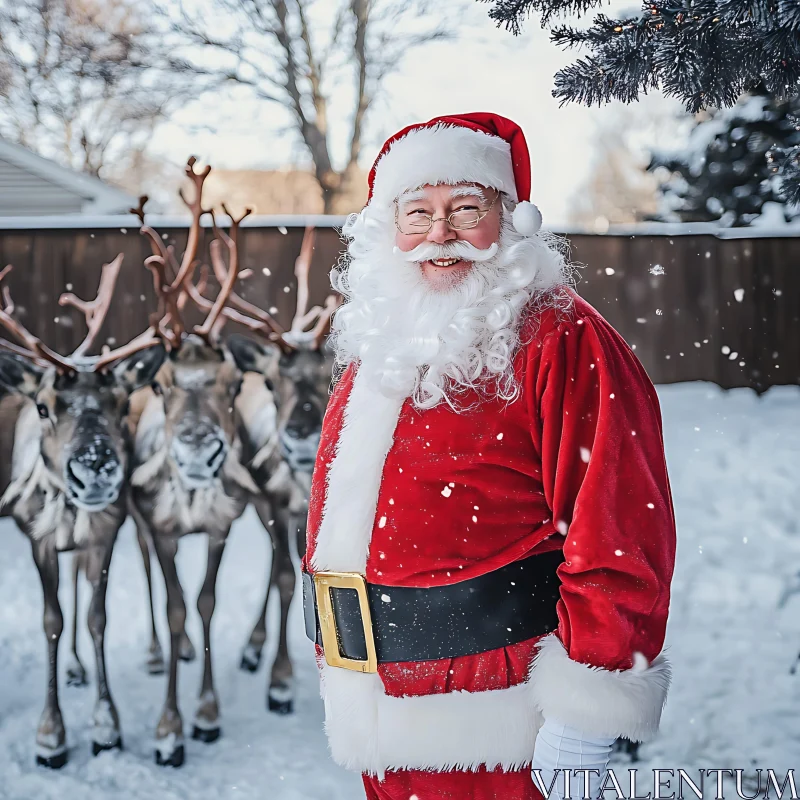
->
<box><xmin>367</xmin><ymin>112</ymin><xmax>543</xmax><ymax>236</ymax></box>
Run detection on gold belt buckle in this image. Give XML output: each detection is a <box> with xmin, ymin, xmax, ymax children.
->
<box><xmin>313</xmin><ymin>571</ymin><xmax>378</xmax><ymax>674</ymax></box>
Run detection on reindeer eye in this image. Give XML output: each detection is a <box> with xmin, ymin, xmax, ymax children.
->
<box><xmin>151</xmin><ymin>381</ymin><xmax>162</xmax><ymax>396</ymax></box>
<box><xmin>264</xmin><ymin>378</ymin><xmax>274</xmax><ymax>392</ymax></box>
<box><xmin>36</xmin><ymin>403</ymin><xmax>49</xmax><ymax>419</ymax></box>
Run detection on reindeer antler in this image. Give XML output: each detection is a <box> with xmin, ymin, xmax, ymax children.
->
<box><xmin>91</xmin><ymin>327</ymin><xmax>162</xmax><ymax>372</ymax></box>
<box><xmin>310</xmin><ymin>294</ymin><xmax>340</xmax><ymax>350</ymax></box>
<box><xmin>291</xmin><ymin>227</ymin><xmax>317</xmax><ymax>333</ymax></box>
<box><xmin>200</xmin><ymin>207</ymin><xmax>288</xmax><ymax>341</ymax></box>
<box><xmin>174</xmin><ymin>157</ymin><xmax>212</xmax><ymax>291</ymax></box>
<box><xmin>135</xmin><ymin>156</ymin><xmax>213</xmax><ymax>349</ymax></box>
<box><xmin>0</xmin><ymin>266</ymin><xmax>76</xmax><ymax>372</ymax></box>
<box><xmin>58</xmin><ymin>254</ymin><xmax>124</xmax><ymax>357</ymax></box>
<box><xmin>130</xmin><ymin>196</ymin><xmax>148</xmax><ymax>225</ymax></box>
<box><xmin>192</xmin><ymin>205</ymin><xmax>252</xmax><ymax>341</ymax></box>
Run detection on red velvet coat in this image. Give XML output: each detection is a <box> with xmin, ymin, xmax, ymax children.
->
<box><xmin>305</xmin><ymin>291</ymin><xmax>676</xmax><ymax>777</ymax></box>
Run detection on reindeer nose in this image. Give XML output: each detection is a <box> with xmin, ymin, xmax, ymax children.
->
<box><xmin>171</xmin><ymin>425</ymin><xmax>228</xmax><ymax>488</ymax></box>
<box><xmin>65</xmin><ymin>442</ymin><xmax>124</xmax><ymax>511</ymax></box>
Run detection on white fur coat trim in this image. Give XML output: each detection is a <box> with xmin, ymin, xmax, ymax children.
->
<box><xmin>370</xmin><ymin>124</ymin><xmax>518</xmax><ymax>208</ymax></box>
<box><xmin>310</xmin><ymin>364</ymin><xmax>405</xmax><ymax>573</ymax></box>
<box><xmin>320</xmin><ymin>660</ymin><xmax>543</xmax><ymax>777</ymax></box>
<box><xmin>529</xmin><ymin>634</ymin><xmax>671</xmax><ymax>743</ymax></box>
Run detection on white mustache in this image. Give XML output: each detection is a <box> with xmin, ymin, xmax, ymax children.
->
<box><xmin>394</xmin><ymin>240</ymin><xmax>499</xmax><ymax>264</ymax></box>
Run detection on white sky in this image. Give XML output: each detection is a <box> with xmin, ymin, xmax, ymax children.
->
<box><xmin>151</xmin><ymin>1</ymin><xmax>685</xmax><ymax>226</ymax></box>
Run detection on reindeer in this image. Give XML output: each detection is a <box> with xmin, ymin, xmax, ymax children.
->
<box><xmin>0</xmin><ymin>260</ymin><xmax>166</xmax><ymax>768</ymax></box>
<box><xmin>126</xmin><ymin>160</ymin><xmax>275</xmax><ymax>768</ymax></box>
<box><xmin>206</xmin><ymin>226</ymin><xmax>338</xmax><ymax>714</ymax></box>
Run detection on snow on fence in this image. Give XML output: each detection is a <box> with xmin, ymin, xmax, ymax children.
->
<box><xmin>0</xmin><ymin>216</ymin><xmax>797</xmax><ymax>390</ymax></box>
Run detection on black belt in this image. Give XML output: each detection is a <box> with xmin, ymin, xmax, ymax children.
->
<box><xmin>303</xmin><ymin>549</ymin><xmax>563</xmax><ymax>673</ymax></box>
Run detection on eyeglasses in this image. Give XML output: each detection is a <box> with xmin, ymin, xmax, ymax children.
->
<box><xmin>394</xmin><ymin>191</ymin><xmax>499</xmax><ymax>235</ymax></box>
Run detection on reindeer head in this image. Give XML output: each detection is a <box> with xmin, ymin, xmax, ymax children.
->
<box><xmin>224</xmin><ymin>228</ymin><xmax>338</xmax><ymax>474</ymax></box>
<box><xmin>0</xmin><ymin>261</ymin><xmax>166</xmax><ymax>512</ymax></box>
<box><xmin>144</xmin><ymin>336</ymin><xmax>242</xmax><ymax>489</ymax></box>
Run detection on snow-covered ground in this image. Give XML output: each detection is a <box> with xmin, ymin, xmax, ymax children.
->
<box><xmin>1</xmin><ymin>382</ymin><xmax>799</xmax><ymax>799</ymax></box>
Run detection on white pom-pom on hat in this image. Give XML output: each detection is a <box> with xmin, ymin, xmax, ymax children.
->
<box><xmin>512</xmin><ymin>201</ymin><xmax>542</xmax><ymax>236</ymax></box>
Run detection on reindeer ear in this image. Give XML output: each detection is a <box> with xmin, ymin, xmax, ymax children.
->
<box><xmin>227</xmin><ymin>334</ymin><xmax>276</xmax><ymax>375</ymax></box>
<box><xmin>112</xmin><ymin>344</ymin><xmax>167</xmax><ymax>393</ymax></box>
<box><xmin>0</xmin><ymin>354</ymin><xmax>45</xmax><ymax>397</ymax></box>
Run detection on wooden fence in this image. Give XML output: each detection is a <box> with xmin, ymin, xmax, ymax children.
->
<box><xmin>0</xmin><ymin>217</ymin><xmax>797</xmax><ymax>391</ymax></box>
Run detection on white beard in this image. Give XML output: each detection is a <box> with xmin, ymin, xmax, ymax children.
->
<box><xmin>331</xmin><ymin>199</ymin><xmax>572</xmax><ymax>410</ymax></box>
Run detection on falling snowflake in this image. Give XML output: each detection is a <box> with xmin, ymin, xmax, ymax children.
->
<box><xmin>734</xmin><ymin>288</ymin><xmax>745</xmax><ymax>302</ymax></box>
<box><xmin>441</xmin><ymin>486</ymin><xmax>452</xmax><ymax>498</ymax></box>
<box><xmin>649</xmin><ymin>264</ymin><xmax>665</xmax><ymax>276</ymax></box>
<box><xmin>605</xmin><ymin>267</ymin><xmax>615</xmax><ymax>276</ymax></box>
<box><xmin>579</xmin><ymin>447</ymin><xmax>591</xmax><ymax>463</ymax></box>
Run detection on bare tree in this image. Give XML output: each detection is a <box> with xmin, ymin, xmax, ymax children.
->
<box><xmin>0</xmin><ymin>0</ymin><xmax>202</xmax><ymax>182</ymax></box>
<box><xmin>165</xmin><ymin>0</ymin><xmax>452</xmax><ymax>213</ymax></box>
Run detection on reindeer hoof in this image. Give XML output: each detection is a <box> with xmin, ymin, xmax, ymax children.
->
<box><xmin>192</xmin><ymin>725</ymin><xmax>221</xmax><ymax>743</ymax></box>
<box><xmin>146</xmin><ymin>656</ymin><xmax>165</xmax><ymax>675</ymax></box>
<box><xmin>178</xmin><ymin>638</ymin><xmax>196</xmax><ymax>663</ymax></box>
<box><xmin>268</xmin><ymin>695</ymin><xmax>294</xmax><ymax>715</ymax></box>
<box><xmin>36</xmin><ymin>749</ymin><xmax>68</xmax><ymax>769</ymax></box>
<box><xmin>66</xmin><ymin>667</ymin><xmax>88</xmax><ymax>687</ymax></box>
<box><xmin>92</xmin><ymin>737</ymin><xmax>122</xmax><ymax>757</ymax></box>
<box><xmin>240</xmin><ymin>644</ymin><xmax>262</xmax><ymax>673</ymax></box>
<box><xmin>65</xmin><ymin>656</ymin><xmax>88</xmax><ymax>687</ymax></box>
<box><xmin>268</xmin><ymin>681</ymin><xmax>295</xmax><ymax>715</ymax></box>
<box><xmin>155</xmin><ymin>744</ymin><xmax>184</xmax><ymax>768</ymax></box>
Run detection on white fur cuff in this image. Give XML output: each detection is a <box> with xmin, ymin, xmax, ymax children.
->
<box><xmin>529</xmin><ymin>634</ymin><xmax>671</xmax><ymax>743</ymax></box>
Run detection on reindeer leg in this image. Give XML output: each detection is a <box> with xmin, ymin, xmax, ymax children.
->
<box><xmin>85</xmin><ymin>540</ymin><xmax>123</xmax><ymax>755</ymax></box>
<box><xmin>240</xmin><ymin>503</ymin><xmax>273</xmax><ymax>673</ymax></box>
<box><xmin>257</xmin><ymin>498</ymin><xmax>297</xmax><ymax>715</ymax></box>
<box><xmin>30</xmin><ymin>537</ymin><xmax>67</xmax><ymax>769</ymax></box>
<box><xmin>135</xmin><ymin>520</ymin><xmax>165</xmax><ymax>675</ymax></box>
<box><xmin>65</xmin><ymin>552</ymin><xmax>88</xmax><ymax>687</ymax></box>
<box><xmin>152</xmin><ymin>535</ymin><xmax>186</xmax><ymax>767</ymax></box>
<box><xmin>192</xmin><ymin>534</ymin><xmax>227</xmax><ymax>743</ymax></box>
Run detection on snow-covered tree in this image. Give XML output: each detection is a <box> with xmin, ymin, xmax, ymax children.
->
<box><xmin>650</xmin><ymin>90</ymin><xmax>800</xmax><ymax>226</ymax></box>
<box><xmin>483</xmin><ymin>1</ymin><xmax>800</xmax><ymax>201</ymax></box>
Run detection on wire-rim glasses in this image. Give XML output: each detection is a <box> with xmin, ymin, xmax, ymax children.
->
<box><xmin>394</xmin><ymin>190</ymin><xmax>499</xmax><ymax>235</ymax></box>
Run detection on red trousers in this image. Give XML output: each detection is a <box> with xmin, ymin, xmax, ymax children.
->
<box><xmin>362</xmin><ymin>767</ymin><xmax>542</xmax><ymax>800</ymax></box>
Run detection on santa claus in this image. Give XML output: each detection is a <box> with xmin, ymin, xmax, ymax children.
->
<box><xmin>302</xmin><ymin>112</ymin><xmax>676</xmax><ymax>800</ymax></box>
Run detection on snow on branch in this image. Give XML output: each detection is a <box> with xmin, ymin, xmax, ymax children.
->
<box><xmin>484</xmin><ymin>1</ymin><xmax>800</xmax><ymax>113</ymax></box>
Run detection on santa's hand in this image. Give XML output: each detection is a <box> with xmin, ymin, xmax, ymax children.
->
<box><xmin>531</xmin><ymin>718</ymin><xmax>615</xmax><ymax>800</ymax></box>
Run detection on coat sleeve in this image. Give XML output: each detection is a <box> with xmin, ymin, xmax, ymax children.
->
<box><xmin>525</xmin><ymin>309</ymin><xmax>676</xmax><ymax>742</ymax></box>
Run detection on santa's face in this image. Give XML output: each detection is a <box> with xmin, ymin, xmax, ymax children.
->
<box><xmin>394</xmin><ymin>183</ymin><xmax>502</xmax><ymax>292</ymax></box>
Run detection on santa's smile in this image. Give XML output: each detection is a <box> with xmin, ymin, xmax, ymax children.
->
<box><xmin>425</xmin><ymin>257</ymin><xmax>465</xmax><ymax>268</ymax></box>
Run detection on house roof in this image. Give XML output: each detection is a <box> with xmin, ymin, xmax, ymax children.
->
<box><xmin>0</xmin><ymin>137</ymin><xmax>137</xmax><ymax>214</ymax></box>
